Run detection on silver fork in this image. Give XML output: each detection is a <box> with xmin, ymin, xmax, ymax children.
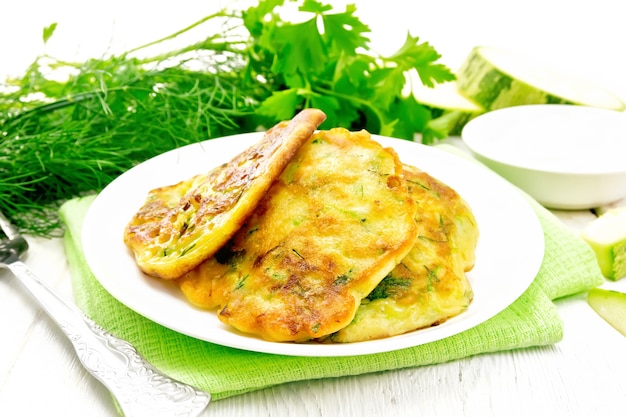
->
<box><xmin>0</xmin><ymin>211</ymin><xmax>211</xmax><ymax>417</ymax></box>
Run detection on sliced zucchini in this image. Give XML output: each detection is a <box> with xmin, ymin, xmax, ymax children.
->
<box><xmin>588</xmin><ymin>288</ymin><xmax>626</xmax><ymax>336</ymax></box>
<box><xmin>582</xmin><ymin>206</ymin><xmax>626</xmax><ymax>281</ymax></box>
<box><xmin>456</xmin><ymin>46</ymin><xmax>626</xmax><ymax>112</ymax></box>
<box><xmin>411</xmin><ymin>78</ymin><xmax>484</xmax><ymax>142</ymax></box>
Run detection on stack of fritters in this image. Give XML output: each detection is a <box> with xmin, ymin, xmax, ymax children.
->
<box><xmin>124</xmin><ymin>109</ymin><xmax>479</xmax><ymax>343</ymax></box>
<box><xmin>326</xmin><ymin>164</ymin><xmax>478</xmax><ymax>343</ymax></box>
<box><xmin>124</xmin><ymin>109</ymin><xmax>327</xmax><ymax>279</ymax></box>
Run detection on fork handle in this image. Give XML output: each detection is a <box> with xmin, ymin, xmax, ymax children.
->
<box><xmin>6</xmin><ymin>260</ymin><xmax>211</xmax><ymax>417</ymax></box>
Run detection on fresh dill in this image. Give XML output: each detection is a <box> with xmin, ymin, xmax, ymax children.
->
<box><xmin>1</xmin><ymin>0</ymin><xmax>454</xmax><ymax>236</ymax></box>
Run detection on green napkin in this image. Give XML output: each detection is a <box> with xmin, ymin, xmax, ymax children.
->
<box><xmin>60</xmin><ymin>182</ymin><xmax>602</xmax><ymax>400</ymax></box>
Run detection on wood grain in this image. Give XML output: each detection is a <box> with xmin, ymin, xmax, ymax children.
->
<box><xmin>2</xmin><ymin>202</ymin><xmax>626</xmax><ymax>416</ymax></box>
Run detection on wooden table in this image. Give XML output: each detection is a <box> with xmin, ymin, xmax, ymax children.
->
<box><xmin>2</xmin><ymin>197</ymin><xmax>626</xmax><ymax>416</ymax></box>
<box><xmin>2</xmin><ymin>1</ymin><xmax>626</xmax><ymax>415</ymax></box>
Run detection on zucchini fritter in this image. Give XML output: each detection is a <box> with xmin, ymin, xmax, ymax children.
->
<box><xmin>123</xmin><ymin>109</ymin><xmax>326</xmax><ymax>279</ymax></box>
<box><xmin>177</xmin><ymin>128</ymin><xmax>419</xmax><ymax>342</ymax></box>
<box><xmin>326</xmin><ymin>164</ymin><xmax>478</xmax><ymax>342</ymax></box>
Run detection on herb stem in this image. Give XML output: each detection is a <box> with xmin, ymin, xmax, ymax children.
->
<box><xmin>125</xmin><ymin>11</ymin><xmax>234</xmax><ymax>56</ymax></box>
<box><xmin>314</xmin><ymin>85</ymin><xmax>391</xmax><ymax>134</ymax></box>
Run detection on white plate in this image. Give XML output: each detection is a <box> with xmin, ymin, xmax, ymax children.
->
<box><xmin>461</xmin><ymin>104</ymin><xmax>626</xmax><ymax>209</ymax></box>
<box><xmin>82</xmin><ymin>132</ymin><xmax>544</xmax><ymax>357</ymax></box>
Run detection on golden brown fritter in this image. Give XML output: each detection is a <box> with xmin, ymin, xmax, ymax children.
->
<box><xmin>326</xmin><ymin>164</ymin><xmax>478</xmax><ymax>342</ymax></box>
<box><xmin>176</xmin><ymin>128</ymin><xmax>419</xmax><ymax>342</ymax></box>
<box><xmin>123</xmin><ymin>109</ymin><xmax>326</xmax><ymax>279</ymax></box>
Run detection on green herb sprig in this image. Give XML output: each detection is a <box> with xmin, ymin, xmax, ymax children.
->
<box><xmin>1</xmin><ymin>0</ymin><xmax>454</xmax><ymax>236</ymax></box>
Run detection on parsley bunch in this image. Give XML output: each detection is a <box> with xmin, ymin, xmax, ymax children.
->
<box><xmin>244</xmin><ymin>0</ymin><xmax>455</xmax><ymax>139</ymax></box>
<box><xmin>1</xmin><ymin>0</ymin><xmax>454</xmax><ymax>236</ymax></box>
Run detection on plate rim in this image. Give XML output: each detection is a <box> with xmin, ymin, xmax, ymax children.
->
<box><xmin>82</xmin><ymin>132</ymin><xmax>545</xmax><ymax>357</ymax></box>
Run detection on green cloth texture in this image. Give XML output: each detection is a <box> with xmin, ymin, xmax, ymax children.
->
<box><xmin>60</xmin><ymin>187</ymin><xmax>603</xmax><ymax>401</ymax></box>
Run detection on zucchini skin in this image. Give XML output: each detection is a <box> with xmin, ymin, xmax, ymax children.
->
<box><xmin>587</xmin><ymin>288</ymin><xmax>626</xmax><ymax>336</ymax></box>
<box><xmin>582</xmin><ymin>207</ymin><xmax>626</xmax><ymax>281</ymax></box>
<box><xmin>457</xmin><ymin>46</ymin><xmax>626</xmax><ymax>112</ymax></box>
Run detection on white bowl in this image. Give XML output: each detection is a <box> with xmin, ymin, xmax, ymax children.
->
<box><xmin>461</xmin><ymin>104</ymin><xmax>626</xmax><ymax>210</ymax></box>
